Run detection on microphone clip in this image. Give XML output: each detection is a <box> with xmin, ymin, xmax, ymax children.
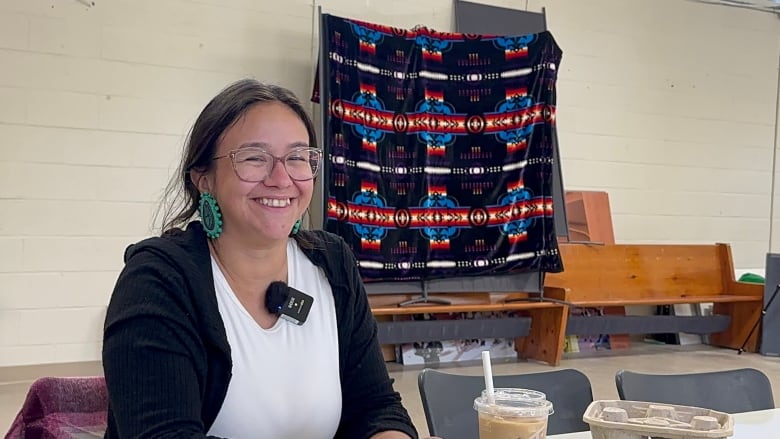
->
<box><xmin>265</xmin><ymin>281</ymin><xmax>314</xmax><ymax>326</ymax></box>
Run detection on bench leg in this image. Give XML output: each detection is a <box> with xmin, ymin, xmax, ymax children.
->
<box><xmin>516</xmin><ymin>306</ymin><xmax>568</xmax><ymax>366</ymax></box>
<box><xmin>709</xmin><ymin>301</ymin><xmax>762</xmax><ymax>352</ymax></box>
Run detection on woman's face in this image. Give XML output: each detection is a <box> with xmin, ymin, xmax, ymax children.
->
<box><xmin>195</xmin><ymin>101</ymin><xmax>314</xmax><ymax>246</ymax></box>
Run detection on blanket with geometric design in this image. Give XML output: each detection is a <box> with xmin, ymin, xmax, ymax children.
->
<box><xmin>316</xmin><ymin>14</ymin><xmax>563</xmax><ymax>282</ymax></box>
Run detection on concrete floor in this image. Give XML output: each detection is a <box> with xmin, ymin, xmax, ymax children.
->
<box><xmin>2</xmin><ymin>344</ymin><xmax>778</xmax><ymax>437</ymax></box>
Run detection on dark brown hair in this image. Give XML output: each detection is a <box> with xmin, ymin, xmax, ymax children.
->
<box><xmin>156</xmin><ymin>79</ymin><xmax>318</xmax><ymax>246</ymax></box>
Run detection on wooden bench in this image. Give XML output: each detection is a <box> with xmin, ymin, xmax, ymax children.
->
<box><xmin>368</xmin><ymin>288</ymin><xmax>569</xmax><ymax>366</ymax></box>
<box><xmin>545</xmin><ymin>242</ymin><xmax>764</xmax><ymax>352</ymax></box>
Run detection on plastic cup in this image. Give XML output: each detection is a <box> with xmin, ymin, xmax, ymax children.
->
<box><xmin>474</xmin><ymin>388</ymin><xmax>554</xmax><ymax>439</ymax></box>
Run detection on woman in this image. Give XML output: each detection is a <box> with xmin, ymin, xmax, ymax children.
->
<box><xmin>103</xmin><ymin>79</ymin><xmax>418</xmax><ymax>439</ymax></box>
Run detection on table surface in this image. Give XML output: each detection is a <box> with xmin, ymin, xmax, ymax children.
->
<box><xmin>550</xmin><ymin>407</ymin><xmax>780</xmax><ymax>438</ymax></box>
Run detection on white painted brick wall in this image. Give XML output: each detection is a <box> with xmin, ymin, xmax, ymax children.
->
<box><xmin>19</xmin><ymin>308</ymin><xmax>105</xmax><ymax>345</ymax></box>
<box><xmin>0</xmin><ymin>272</ymin><xmax>119</xmax><ymax>309</ymax></box>
<box><xmin>0</xmin><ymin>0</ymin><xmax>777</xmax><ymax>366</ymax></box>
<box><xmin>533</xmin><ymin>0</ymin><xmax>778</xmax><ymax>270</ymax></box>
<box><xmin>0</xmin><ymin>0</ymin><xmax>317</xmax><ymax>367</ymax></box>
<box><xmin>0</xmin><ymin>87</ymin><xmax>27</xmax><ymax>123</ymax></box>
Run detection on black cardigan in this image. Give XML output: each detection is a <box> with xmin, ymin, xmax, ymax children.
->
<box><xmin>102</xmin><ymin>222</ymin><xmax>417</xmax><ymax>439</ymax></box>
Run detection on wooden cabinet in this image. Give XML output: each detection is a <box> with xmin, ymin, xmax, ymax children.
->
<box><xmin>560</xmin><ymin>191</ymin><xmax>615</xmax><ymax>244</ymax></box>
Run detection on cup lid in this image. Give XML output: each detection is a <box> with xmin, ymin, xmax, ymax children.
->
<box><xmin>474</xmin><ymin>388</ymin><xmax>554</xmax><ymax>418</ymax></box>
<box><xmin>481</xmin><ymin>388</ymin><xmax>547</xmax><ymax>401</ymax></box>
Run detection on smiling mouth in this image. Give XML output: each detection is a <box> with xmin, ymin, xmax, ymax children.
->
<box><xmin>255</xmin><ymin>198</ymin><xmax>292</xmax><ymax>207</ymax></box>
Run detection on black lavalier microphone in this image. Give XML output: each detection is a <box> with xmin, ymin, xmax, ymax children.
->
<box><xmin>265</xmin><ymin>281</ymin><xmax>314</xmax><ymax>325</ymax></box>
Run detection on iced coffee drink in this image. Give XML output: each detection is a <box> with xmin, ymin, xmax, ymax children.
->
<box><xmin>474</xmin><ymin>388</ymin><xmax>553</xmax><ymax>439</ymax></box>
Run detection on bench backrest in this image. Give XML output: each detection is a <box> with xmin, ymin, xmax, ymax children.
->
<box><xmin>545</xmin><ymin>243</ymin><xmax>736</xmax><ymax>302</ymax></box>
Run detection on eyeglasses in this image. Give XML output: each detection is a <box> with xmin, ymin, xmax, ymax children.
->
<box><xmin>213</xmin><ymin>147</ymin><xmax>322</xmax><ymax>182</ymax></box>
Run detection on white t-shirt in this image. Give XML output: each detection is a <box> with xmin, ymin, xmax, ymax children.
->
<box><xmin>207</xmin><ymin>239</ymin><xmax>342</xmax><ymax>439</ymax></box>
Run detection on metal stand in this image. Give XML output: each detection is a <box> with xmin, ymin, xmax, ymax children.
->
<box><xmin>398</xmin><ymin>282</ymin><xmax>451</xmax><ymax>307</ymax></box>
<box><xmin>501</xmin><ymin>269</ymin><xmax>575</xmax><ymax>306</ymax></box>
<box><xmin>738</xmin><ymin>283</ymin><xmax>780</xmax><ymax>354</ymax></box>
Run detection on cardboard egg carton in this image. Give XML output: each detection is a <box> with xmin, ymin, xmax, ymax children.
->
<box><xmin>583</xmin><ymin>400</ymin><xmax>734</xmax><ymax>439</ymax></box>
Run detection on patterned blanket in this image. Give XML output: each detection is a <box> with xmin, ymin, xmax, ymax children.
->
<box><xmin>5</xmin><ymin>377</ymin><xmax>107</xmax><ymax>439</ymax></box>
<box><xmin>317</xmin><ymin>14</ymin><xmax>563</xmax><ymax>282</ymax></box>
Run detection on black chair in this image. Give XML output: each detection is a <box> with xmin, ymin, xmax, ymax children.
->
<box><xmin>615</xmin><ymin>368</ymin><xmax>775</xmax><ymax>414</ymax></box>
<box><xmin>418</xmin><ymin>368</ymin><xmax>593</xmax><ymax>439</ymax></box>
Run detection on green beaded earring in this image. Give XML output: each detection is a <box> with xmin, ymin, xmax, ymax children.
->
<box><xmin>199</xmin><ymin>192</ymin><xmax>223</xmax><ymax>239</ymax></box>
<box><xmin>289</xmin><ymin>218</ymin><xmax>302</xmax><ymax>236</ymax></box>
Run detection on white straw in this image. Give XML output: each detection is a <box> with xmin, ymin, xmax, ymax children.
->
<box><xmin>481</xmin><ymin>350</ymin><xmax>495</xmax><ymax>402</ymax></box>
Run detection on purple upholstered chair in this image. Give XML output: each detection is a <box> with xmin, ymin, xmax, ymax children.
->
<box><xmin>4</xmin><ymin>376</ymin><xmax>108</xmax><ymax>439</ymax></box>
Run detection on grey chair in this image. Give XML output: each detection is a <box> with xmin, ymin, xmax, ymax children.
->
<box><xmin>615</xmin><ymin>368</ymin><xmax>775</xmax><ymax>414</ymax></box>
<box><xmin>418</xmin><ymin>368</ymin><xmax>593</xmax><ymax>438</ymax></box>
